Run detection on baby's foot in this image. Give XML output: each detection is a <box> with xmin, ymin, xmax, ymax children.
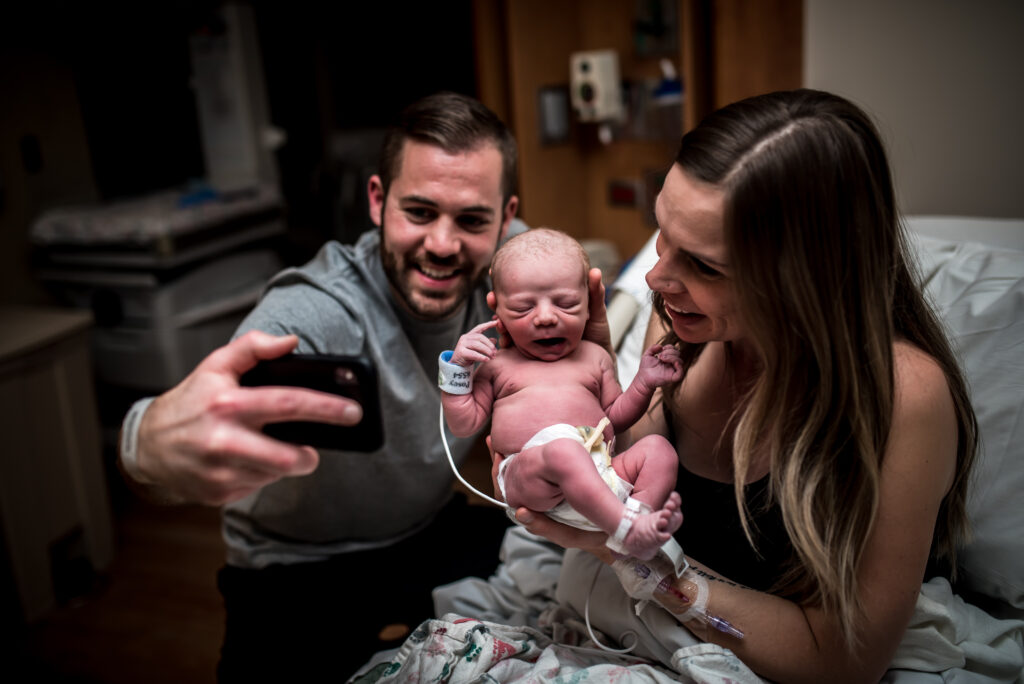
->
<box><xmin>663</xmin><ymin>491</ymin><xmax>683</xmax><ymax>533</ymax></box>
<box><xmin>620</xmin><ymin>494</ymin><xmax>684</xmax><ymax>560</ymax></box>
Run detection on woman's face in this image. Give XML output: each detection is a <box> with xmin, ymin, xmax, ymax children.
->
<box><xmin>646</xmin><ymin>164</ymin><xmax>747</xmax><ymax>345</ymax></box>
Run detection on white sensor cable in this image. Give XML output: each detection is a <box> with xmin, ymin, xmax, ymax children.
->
<box><xmin>439</xmin><ymin>403</ymin><xmax>508</xmax><ymax>509</ymax></box>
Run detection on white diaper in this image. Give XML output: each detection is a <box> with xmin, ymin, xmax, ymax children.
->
<box><xmin>497</xmin><ymin>423</ymin><xmax>633</xmax><ymax>531</ymax></box>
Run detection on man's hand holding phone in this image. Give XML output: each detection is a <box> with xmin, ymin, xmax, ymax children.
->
<box><xmin>239</xmin><ymin>351</ymin><xmax>383</xmax><ymax>452</ymax></box>
<box><xmin>129</xmin><ymin>331</ymin><xmax>370</xmax><ymax>506</ymax></box>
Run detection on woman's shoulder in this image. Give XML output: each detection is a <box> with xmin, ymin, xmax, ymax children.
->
<box><xmin>892</xmin><ymin>341</ymin><xmax>955</xmax><ymax>420</ymax></box>
<box><xmin>887</xmin><ymin>340</ymin><xmax>958</xmax><ymax>491</ymax></box>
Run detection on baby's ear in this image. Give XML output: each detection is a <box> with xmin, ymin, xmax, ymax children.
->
<box><xmin>486</xmin><ymin>290</ymin><xmax>497</xmax><ymax>311</ymax></box>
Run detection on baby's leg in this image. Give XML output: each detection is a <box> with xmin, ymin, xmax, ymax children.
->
<box><xmin>508</xmin><ymin>439</ymin><xmax>640</xmax><ymax>535</ymax></box>
<box><xmin>501</xmin><ymin>438</ymin><xmax>599</xmax><ymax>512</ymax></box>
<box><xmin>610</xmin><ymin>435</ymin><xmax>684</xmax><ymax>558</ymax></box>
<box><xmin>613</xmin><ymin>434</ymin><xmax>681</xmax><ymax>512</ymax></box>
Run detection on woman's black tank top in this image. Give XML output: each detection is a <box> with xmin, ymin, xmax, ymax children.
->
<box><xmin>666</xmin><ymin>403</ymin><xmax>950</xmax><ymax>590</ymax></box>
<box><xmin>672</xmin><ymin>465</ymin><xmax>796</xmax><ymax>592</ymax></box>
<box><xmin>665</xmin><ymin>404</ymin><xmax>795</xmax><ymax>592</ymax></box>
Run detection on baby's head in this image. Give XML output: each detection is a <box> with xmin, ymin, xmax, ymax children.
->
<box><xmin>490</xmin><ymin>228</ymin><xmax>591</xmax><ymax>361</ymax></box>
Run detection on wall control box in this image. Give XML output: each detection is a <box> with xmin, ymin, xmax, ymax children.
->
<box><xmin>570</xmin><ymin>49</ymin><xmax>625</xmax><ymax>123</ymax></box>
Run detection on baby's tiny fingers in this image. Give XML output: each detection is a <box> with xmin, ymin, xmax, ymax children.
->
<box><xmin>469</xmin><ymin>320</ymin><xmax>500</xmax><ymax>335</ymax></box>
<box><xmin>470</xmin><ymin>339</ymin><xmax>496</xmax><ymax>356</ymax></box>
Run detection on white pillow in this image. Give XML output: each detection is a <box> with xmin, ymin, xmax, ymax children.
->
<box><xmin>910</xmin><ymin>233</ymin><xmax>1024</xmax><ymax>611</ymax></box>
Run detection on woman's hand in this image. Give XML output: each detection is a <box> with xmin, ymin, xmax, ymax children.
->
<box><xmin>583</xmin><ymin>268</ymin><xmax>613</xmax><ymax>356</ymax></box>
<box><xmin>486</xmin><ymin>434</ymin><xmax>506</xmax><ymax>504</ymax></box>
<box><xmin>512</xmin><ymin>508</ymin><xmax>613</xmax><ymax>562</ymax></box>
<box><xmin>487</xmin><ymin>435</ymin><xmax>612</xmax><ymax>562</ymax></box>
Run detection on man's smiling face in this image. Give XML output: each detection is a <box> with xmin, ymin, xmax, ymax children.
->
<box><xmin>369</xmin><ymin>140</ymin><xmax>515</xmax><ymax>320</ymax></box>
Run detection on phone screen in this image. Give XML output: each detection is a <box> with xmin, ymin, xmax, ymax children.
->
<box><xmin>239</xmin><ymin>354</ymin><xmax>384</xmax><ymax>452</ymax></box>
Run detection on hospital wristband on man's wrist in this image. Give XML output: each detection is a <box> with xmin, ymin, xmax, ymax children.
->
<box><xmin>437</xmin><ymin>350</ymin><xmax>475</xmax><ymax>394</ymax></box>
<box><xmin>120</xmin><ymin>396</ymin><xmax>156</xmax><ymax>484</ymax></box>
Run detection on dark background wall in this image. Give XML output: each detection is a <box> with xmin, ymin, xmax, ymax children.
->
<box><xmin>1</xmin><ymin>0</ymin><xmax>478</xmax><ymax>306</ymax></box>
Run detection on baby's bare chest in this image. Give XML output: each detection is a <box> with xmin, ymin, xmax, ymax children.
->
<box><xmin>489</xmin><ymin>355</ymin><xmax>602</xmax><ymax>399</ymax></box>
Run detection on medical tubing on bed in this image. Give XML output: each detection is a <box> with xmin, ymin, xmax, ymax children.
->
<box><xmin>582</xmin><ymin>560</ymin><xmax>639</xmax><ymax>654</ymax></box>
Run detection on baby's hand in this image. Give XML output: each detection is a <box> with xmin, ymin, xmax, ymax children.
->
<box><xmin>451</xmin><ymin>320</ymin><xmax>500</xmax><ymax>366</ymax></box>
<box><xmin>637</xmin><ymin>344</ymin><xmax>684</xmax><ymax>387</ymax></box>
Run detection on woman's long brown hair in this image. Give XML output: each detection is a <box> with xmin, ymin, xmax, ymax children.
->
<box><xmin>653</xmin><ymin>89</ymin><xmax>977</xmax><ymax>649</ymax></box>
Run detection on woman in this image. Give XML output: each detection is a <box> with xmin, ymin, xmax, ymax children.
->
<box><xmin>519</xmin><ymin>89</ymin><xmax>977</xmax><ymax>683</ymax></box>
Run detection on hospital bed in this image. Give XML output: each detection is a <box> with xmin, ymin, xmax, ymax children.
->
<box><xmin>356</xmin><ymin>216</ymin><xmax>1024</xmax><ymax>682</ymax></box>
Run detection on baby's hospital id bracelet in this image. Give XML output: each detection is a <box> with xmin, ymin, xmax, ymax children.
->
<box><xmin>437</xmin><ymin>350</ymin><xmax>475</xmax><ymax>394</ymax></box>
<box><xmin>119</xmin><ymin>396</ymin><xmax>156</xmax><ymax>484</ymax></box>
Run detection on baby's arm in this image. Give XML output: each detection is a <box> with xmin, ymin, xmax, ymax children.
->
<box><xmin>606</xmin><ymin>344</ymin><xmax>682</xmax><ymax>431</ymax></box>
<box><xmin>440</xmin><ymin>320</ymin><xmax>499</xmax><ymax>437</ymax></box>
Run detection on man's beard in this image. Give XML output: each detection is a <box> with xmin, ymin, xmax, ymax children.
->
<box><xmin>380</xmin><ymin>229</ymin><xmax>491</xmax><ymax>321</ymax></box>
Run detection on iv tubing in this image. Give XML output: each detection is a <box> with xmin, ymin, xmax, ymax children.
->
<box><xmin>439</xmin><ymin>403</ymin><xmax>508</xmax><ymax>509</ymax></box>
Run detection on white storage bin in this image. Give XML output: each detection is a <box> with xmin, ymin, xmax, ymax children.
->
<box><xmin>39</xmin><ymin>248</ymin><xmax>282</xmax><ymax>391</ymax></box>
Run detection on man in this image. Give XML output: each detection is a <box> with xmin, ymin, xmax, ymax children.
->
<box><xmin>119</xmin><ymin>92</ymin><xmax>610</xmax><ymax>679</ymax></box>
<box><xmin>118</xmin><ymin>93</ymin><xmax>517</xmax><ymax>679</ymax></box>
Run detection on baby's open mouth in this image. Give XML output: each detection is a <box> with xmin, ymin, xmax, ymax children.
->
<box><xmin>536</xmin><ymin>337</ymin><xmax>566</xmax><ymax>347</ymax></box>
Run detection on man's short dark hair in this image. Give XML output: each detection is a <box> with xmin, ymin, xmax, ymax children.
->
<box><xmin>378</xmin><ymin>92</ymin><xmax>518</xmax><ymax>206</ymax></box>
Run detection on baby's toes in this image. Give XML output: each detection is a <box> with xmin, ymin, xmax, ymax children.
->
<box><xmin>654</xmin><ymin>508</ymin><xmax>673</xmax><ymax>532</ymax></box>
<box><xmin>667</xmin><ymin>510</ymin><xmax>683</xmax><ymax>534</ymax></box>
<box><xmin>663</xmin><ymin>496</ymin><xmax>684</xmax><ymax>533</ymax></box>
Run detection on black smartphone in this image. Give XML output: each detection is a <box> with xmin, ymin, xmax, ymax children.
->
<box><xmin>239</xmin><ymin>354</ymin><xmax>384</xmax><ymax>452</ymax></box>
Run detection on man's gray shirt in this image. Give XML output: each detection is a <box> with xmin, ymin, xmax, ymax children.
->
<box><xmin>223</xmin><ymin>228</ymin><xmax>502</xmax><ymax>568</ymax></box>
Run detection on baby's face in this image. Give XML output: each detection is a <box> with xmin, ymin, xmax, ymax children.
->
<box><xmin>494</xmin><ymin>256</ymin><xmax>589</xmax><ymax>361</ymax></box>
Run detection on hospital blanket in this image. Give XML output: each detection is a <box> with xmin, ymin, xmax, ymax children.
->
<box><xmin>408</xmin><ymin>527</ymin><xmax>1023</xmax><ymax>683</ymax></box>
<box><xmin>349</xmin><ymin>613</ymin><xmax>763</xmax><ymax>683</ymax></box>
